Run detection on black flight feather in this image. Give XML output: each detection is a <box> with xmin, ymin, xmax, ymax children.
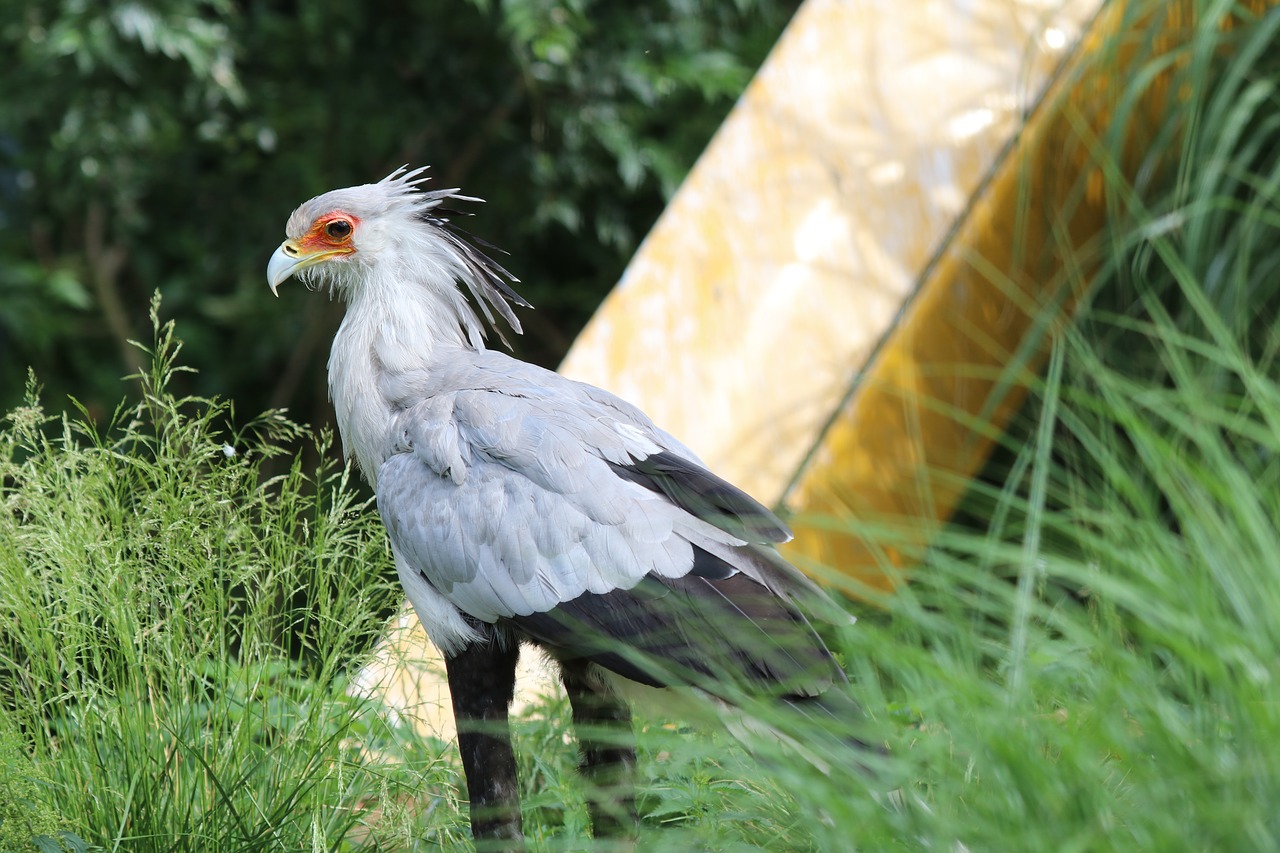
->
<box><xmin>416</xmin><ymin>207</ymin><xmax>531</xmax><ymax>349</ymax></box>
<box><xmin>609</xmin><ymin>451</ymin><xmax>791</xmax><ymax>544</ymax></box>
<box><xmin>509</xmin><ymin>565</ymin><xmax>842</xmax><ymax>701</ymax></box>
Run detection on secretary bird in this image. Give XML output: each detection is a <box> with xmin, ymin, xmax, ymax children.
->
<box><xmin>267</xmin><ymin>167</ymin><xmax>863</xmax><ymax>847</ymax></box>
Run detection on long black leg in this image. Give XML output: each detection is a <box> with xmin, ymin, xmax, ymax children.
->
<box><xmin>445</xmin><ymin>631</ymin><xmax>524</xmax><ymax>851</ymax></box>
<box><xmin>561</xmin><ymin>661</ymin><xmax>638</xmax><ymax>841</ymax></box>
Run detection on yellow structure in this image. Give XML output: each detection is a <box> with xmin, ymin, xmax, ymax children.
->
<box><xmin>782</xmin><ymin>0</ymin><xmax>1276</xmax><ymax>587</ymax></box>
<box><xmin>561</xmin><ymin>0</ymin><xmax>1101</xmax><ymax>587</ymax></box>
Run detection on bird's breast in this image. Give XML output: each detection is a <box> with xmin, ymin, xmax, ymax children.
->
<box><xmin>328</xmin><ymin>322</ymin><xmax>401</xmax><ymax>485</ymax></box>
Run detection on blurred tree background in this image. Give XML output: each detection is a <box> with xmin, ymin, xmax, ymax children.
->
<box><xmin>0</xmin><ymin>0</ymin><xmax>798</xmax><ymax>428</ymax></box>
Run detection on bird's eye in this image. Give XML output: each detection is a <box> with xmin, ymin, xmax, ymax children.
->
<box><xmin>324</xmin><ymin>219</ymin><xmax>353</xmax><ymax>241</ymax></box>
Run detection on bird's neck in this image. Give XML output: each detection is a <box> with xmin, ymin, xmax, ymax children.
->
<box><xmin>328</xmin><ymin>258</ymin><xmax>481</xmax><ymax>484</ymax></box>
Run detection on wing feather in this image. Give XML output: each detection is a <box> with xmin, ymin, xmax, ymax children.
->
<box><xmin>512</xmin><ymin>569</ymin><xmax>844</xmax><ymax>700</ymax></box>
<box><xmin>376</xmin><ymin>351</ymin><xmax>842</xmax><ymax>696</ymax></box>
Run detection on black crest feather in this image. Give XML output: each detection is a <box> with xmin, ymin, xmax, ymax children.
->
<box><xmin>416</xmin><ymin>206</ymin><xmax>532</xmax><ymax>349</ymax></box>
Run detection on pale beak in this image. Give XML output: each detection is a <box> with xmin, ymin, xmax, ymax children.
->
<box><xmin>267</xmin><ymin>240</ymin><xmax>306</xmax><ymax>296</ymax></box>
<box><xmin>267</xmin><ymin>240</ymin><xmax>350</xmax><ymax>296</ymax></box>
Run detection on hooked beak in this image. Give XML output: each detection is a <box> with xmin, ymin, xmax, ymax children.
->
<box><xmin>267</xmin><ymin>240</ymin><xmax>348</xmax><ymax>296</ymax></box>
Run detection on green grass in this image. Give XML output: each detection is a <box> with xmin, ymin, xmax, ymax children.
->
<box><xmin>4</xmin><ymin>2</ymin><xmax>1280</xmax><ymax>850</ymax></box>
<box><xmin>0</xmin><ymin>302</ymin><xmax>462</xmax><ymax>850</ymax></box>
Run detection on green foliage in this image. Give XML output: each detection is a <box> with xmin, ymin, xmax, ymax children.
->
<box><xmin>0</xmin><ymin>0</ymin><xmax>798</xmax><ymax>426</ymax></box>
<box><xmin>0</xmin><ymin>715</ymin><xmax>86</xmax><ymax>853</ymax></box>
<box><xmin>0</xmin><ymin>299</ymin><xmax>448</xmax><ymax>849</ymax></box>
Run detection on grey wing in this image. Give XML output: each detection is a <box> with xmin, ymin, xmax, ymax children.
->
<box><xmin>377</xmin><ymin>445</ymin><xmax>691</xmax><ymax>622</ymax></box>
<box><xmin>376</xmin><ymin>372</ymin><xmax>713</xmax><ymax>623</ymax></box>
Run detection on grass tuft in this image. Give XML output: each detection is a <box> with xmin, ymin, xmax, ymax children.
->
<box><xmin>1</xmin><ymin>296</ymin><xmax>464</xmax><ymax>850</ymax></box>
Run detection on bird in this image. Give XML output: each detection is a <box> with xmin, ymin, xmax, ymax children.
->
<box><xmin>267</xmin><ymin>166</ymin><xmax>863</xmax><ymax>848</ymax></box>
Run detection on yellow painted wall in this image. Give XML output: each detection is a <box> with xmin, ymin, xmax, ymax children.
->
<box><xmin>782</xmin><ymin>0</ymin><xmax>1278</xmax><ymax>589</ymax></box>
<box><xmin>560</xmin><ymin>0</ymin><xmax>1099</xmax><ymax>505</ymax></box>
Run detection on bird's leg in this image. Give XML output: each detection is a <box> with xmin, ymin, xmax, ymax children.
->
<box><xmin>445</xmin><ymin>630</ymin><xmax>524</xmax><ymax>851</ymax></box>
<box><xmin>561</xmin><ymin>661</ymin><xmax>639</xmax><ymax>841</ymax></box>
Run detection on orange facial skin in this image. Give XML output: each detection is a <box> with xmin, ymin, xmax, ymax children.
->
<box><xmin>297</xmin><ymin>211</ymin><xmax>361</xmax><ymax>256</ymax></box>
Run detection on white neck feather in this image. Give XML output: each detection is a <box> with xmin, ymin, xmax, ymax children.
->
<box><xmin>326</xmin><ymin>228</ymin><xmax>489</xmax><ymax>485</ymax></box>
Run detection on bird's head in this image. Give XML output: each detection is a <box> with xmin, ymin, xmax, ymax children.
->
<box><xmin>267</xmin><ymin>166</ymin><xmax>528</xmax><ymax>346</ymax></box>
